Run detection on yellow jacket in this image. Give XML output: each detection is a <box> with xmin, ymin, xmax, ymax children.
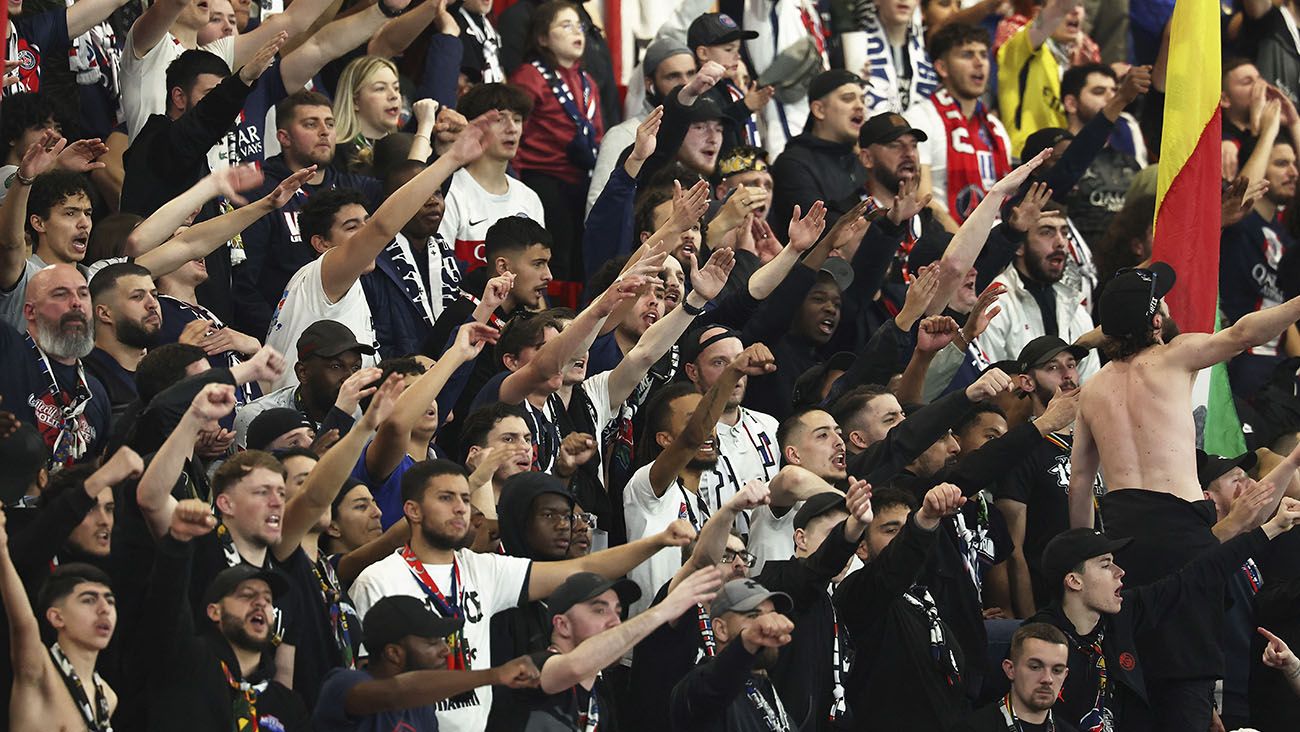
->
<box><xmin>996</xmin><ymin>24</ymin><xmax>1067</xmax><ymax>158</ymax></box>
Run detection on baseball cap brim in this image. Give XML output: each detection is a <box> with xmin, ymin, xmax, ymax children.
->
<box><xmin>1027</xmin><ymin>343</ymin><xmax>1089</xmax><ymax>370</ymax></box>
<box><xmin>549</xmin><ymin>576</ymin><xmax>642</xmax><ymax>617</ymax></box>
<box><xmin>1196</xmin><ymin>449</ymin><xmax>1258</xmax><ymax>487</ymax></box>
<box><xmin>726</xmin><ymin>588</ymin><xmax>793</xmax><ymax>615</ymax></box>
<box><xmin>793</xmin><ymin>492</ymin><xmax>848</xmax><ymax>530</ymax></box>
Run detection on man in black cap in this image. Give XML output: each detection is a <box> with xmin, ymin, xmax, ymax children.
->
<box><xmin>1027</xmin><ymin>497</ymin><xmax>1300</xmax><ymax>732</ymax></box>
<box><xmin>991</xmin><ymin>335</ymin><xmax>1094</xmax><ymax>616</ymax></box>
<box><xmin>246</xmin><ymin>407</ymin><xmax>316</xmax><ymax>451</ymax></box>
<box><xmin>669</xmin><ymin>577</ymin><xmax>798</xmax><ymax>731</ymax></box>
<box><xmin>635</xmin><ymin>59</ymin><xmax>734</xmax><ymax>182</ymax></box>
<box><xmin>753</xmin><ymin>479</ymin><xmax>874</xmax><ymax>731</ymax></box>
<box><xmin>135</xmin><ymin>498</ymin><xmax>311</xmax><ymax>732</ymax></box>
<box><xmin>686</xmin><ymin>12</ymin><xmax>766</xmax><ymax>155</ymax></box>
<box><xmin>1070</xmin><ymin>263</ymin><xmax>1300</xmax><ymax>730</ymax></box>
<box><xmin>314</xmin><ymin>595</ymin><xmax>541</xmax><ymax>731</ymax></box>
<box><xmin>768</xmin><ymin>69</ymin><xmax>868</xmax><ymax>241</ymax></box>
<box><xmin>234</xmin><ymin>320</ymin><xmax>379</xmax><ymax>447</ymax></box>
<box><xmin>498</xmin><ymin>566</ymin><xmax>721</xmax><ymax>730</ymax></box>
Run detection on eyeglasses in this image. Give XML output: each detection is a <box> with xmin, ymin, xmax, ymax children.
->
<box><xmin>553</xmin><ymin>20</ymin><xmax>588</xmax><ymax>34</ymax></box>
<box><xmin>720</xmin><ymin>550</ymin><xmax>756</xmax><ymax>567</ymax></box>
<box><xmin>538</xmin><ymin>510</ymin><xmax>598</xmax><ymax>529</ymax></box>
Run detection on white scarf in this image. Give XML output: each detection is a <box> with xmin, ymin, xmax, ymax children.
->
<box><xmin>843</xmin><ymin>2</ymin><xmax>937</xmax><ymax>115</ymax></box>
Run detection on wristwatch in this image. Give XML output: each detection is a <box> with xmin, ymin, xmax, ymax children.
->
<box><xmin>377</xmin><ymin>0</ymin><xmax>406</xmax><ymax>17</ymax></box>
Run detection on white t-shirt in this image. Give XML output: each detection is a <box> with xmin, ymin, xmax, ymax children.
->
<box><xmin>264</xmin><ymin>250</ymin><xmax>379</xmax><ymax>390</ymax></box>
<box><xmin>747</xmin><ymin>501</ymin><xmax>801</xmax><ymax>574</ymax></box>
<box><xmin>349</xmin><ymin>548</ymin><xmax>532</xmax><ymax>732</ymax></box>
<box><xmin>438</xmin><ymin>168</ymin><xmax>544</xmax><ymax>269</ymax></box>
<box><xmin>905</xmin><ymin>96</ymin><xmax>1011</xmax><ymax>218</ymax></box>
<box><xmin>707</xmin><ymin>407</ymin><xmax>781</xmax><ymax>533</ymax></box>
<box><xmin>622</xmin><ymin>462</ymin><xmax>720</xmax><ymax>617</ymax></box>
<box><xmin>121</xmin><ymin>28</ymin><xmax>236</xmax><ymax>140</ymax></box>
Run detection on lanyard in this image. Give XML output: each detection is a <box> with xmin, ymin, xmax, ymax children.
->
<box><xmin>459</xmin><ymin>291</ymin><xmax>507</xmax><ymax>329</ymax></box>
<box><xmin>1241</xmin><ymin>558</ymin><xmax>1263</xmax><ymax>595</ymax></box>
<box><xmin>26</xmin><ymin>332</ymin><xmax>92</xmax><ymax>467</ymax></box>
<box><xmin>50</xmin><ymin>643</ymin><xmax>112</xmax><ymax>731</ymax></box>
<box><xmin>574</xmin><ymin>674</ymin><xmax>601</xmax><ymax>732</ymax></box>
<box><xmin>220</xmin><ymin>660</ymin><xmax>268</xmax><ymax>732</ymax></box>
<box><xmin>744</xmin><ymin>679</ymin><xmax>791</xmax><ymax>732</ymax></box>
<box><xmin>1074</xmin><ymin>629</ymin><xmax>1110</xmax><ymax>732</ymax></box>
<box><xmin>310</xmin><ymin>556</ymin><xmax>355</xmax><ymax>668</ymax></box>
<box><xmin>828</xmin><ymin>595</ymin><xmax>848</xmax><ymax>721</ymax></box>
<box><xmin>953</xmin><ymin>496</ymin><xmax>992</xmax><ymax>596</ymax></box>
<box><xmin>902</xmin><ymin>586</ymin><xmax>962</xmax><ymax>687</ymax></box>
<box><xmin>697</xmin><ymin>603</ymin><xmax>717</xmax><ymax>657</ymax></box>
<box><xmin>400</xmin><ymin>545</ymin><xmax>468</xmax><ymax>669</ymax></box>
<box><xmin>999</xmin><ymin>694</ymin><xmax>1056</xmax><ymax>732</ymax></box>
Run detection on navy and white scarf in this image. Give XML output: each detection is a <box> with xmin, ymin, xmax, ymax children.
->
<box><xmin>853</xmin><ymin>2</ymin><xmax>937</xmax><ymax>114</ymax></box>
<box><xmin>531</xmin><ymin>59</ymin><xmax>598</xmax><ymax>171</ymax></box>
<box><xmin>385</xmin><ymin>233</ymin><xmax>462</xmax><ymax>329</ymax></box>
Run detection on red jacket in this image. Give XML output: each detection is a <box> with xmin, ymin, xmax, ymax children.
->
<box><xmin>509</xmin><ymin>60</ymin><xmax>604</xmax><ymax>184</ymax></box>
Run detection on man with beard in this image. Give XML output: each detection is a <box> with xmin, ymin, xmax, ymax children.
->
<box><xmin>349</xmin><ymin>458</ymin><xmax>697</xmax><ymax>732</ymax></box>
<box><xmin>980</xmin><ymin>201</ymin><xmax>1098</xmax><ymax>378</ymax></box>
<box><xmin>668</xmin><ymin>578</ymin><xmax>797</xmax><ymax>731</ymax></box>
<box><xmin>1059</xmin><ymin>64</ymin><xmax>1144</xmax><ymax>247</ymax></box>
<box><xmin>956</xmin><ymin>623</ymin><xmax>1077</xmax><ymax>732</ymax></box>
<box><xmin>364</xmin><ymin>160</ymin><xmax>464</xmax><ymax>360</ymax></box>
<box><xmin>137</xmin><ymin>498</ymin><xmax>312</xmax><ymax>732</ymax></box>
<box><xmin>906</xmin><ymin>23</ymin><xmax>1011</xmax><ymax>229</ymax></box>
<box><xmin>1221</xmin><ymin>120</ymin><xmax>1298</xmax><ymax>397</ymax></box>
<box><xmin>1</xmin><ymin>510</ymin><xmax>121</xmax><ymax>732</ymax></box>
<box><xmin>235</xmin><ymin>91</ymin><xmax>384</xmax><ymax>337</ymax></box>
<box><xmin>85</xmin><ymin>262</ymin><xmax>162</xmax><ymax>420</ymax></box>
<box><xmin>992</xmin><ymin>336</ymin><xmax>1095</xmax><ymax>617</ymax></box>
<box><xmin>1067</xmin><ymin>264</ymin><xmax>1300</xmax><ymax>731</ymax></box>
<box><xmin>0</xmin><ymin>264</ymin><xmax>111</xmax><ymax>469</ymax></box>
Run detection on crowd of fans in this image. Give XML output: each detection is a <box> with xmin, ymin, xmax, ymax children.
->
<box><xmin>3</xmin><ymin>0</ymin><xmax>1300</xmax><ymax>729</ymax></box>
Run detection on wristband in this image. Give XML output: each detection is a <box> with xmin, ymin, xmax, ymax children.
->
<box><xmin>14</xmin><ymin>170</ymin><xmax>35</xmax><ymax>186</ymax></box>
<box><xmin>682</xmin><ymin>298</ymin><xmax>706</xmax><ymax>316</ymax></box>
<box><xmin>378</xmin><ymin>0</ymin><xmax>406</xmax><ymax>17</ymax></box>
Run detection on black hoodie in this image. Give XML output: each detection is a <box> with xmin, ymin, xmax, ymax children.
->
<box><xmin>768</xmin><ymin>132</ymin><xmax>867</xmax><ymax>242</ymax></box>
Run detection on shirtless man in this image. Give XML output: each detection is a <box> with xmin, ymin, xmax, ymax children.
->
<box><xmin>1</xmin><ymin>502</ymin><xmax>120</xmax><ymax>731</ymax></box>
<box><xmin>1067</xmin><ymin>261</ymin><xmax>1300</xmax><ymax>732</ymax></box>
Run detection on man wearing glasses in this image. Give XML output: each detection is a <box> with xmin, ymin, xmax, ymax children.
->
<box><xmin>1069</xmin><ymin>262</ymin><xmax>1300</xmax><ymax>730</ymax></box>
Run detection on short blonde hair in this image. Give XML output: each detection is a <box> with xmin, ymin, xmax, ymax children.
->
<box><xmin>333</xmin><ymin>55</ymin><xmax>401</xmax><ymax>143</ymax></box>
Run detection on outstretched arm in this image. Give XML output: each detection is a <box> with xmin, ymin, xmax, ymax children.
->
<box><xmin>232</xmin><ymin>0</ymin><xmax>336</xmax><ymax>66</ymax></box>
<box><xmin>540</xmin><ymin>567</ymin><xmax>722</xmax><ymax>693</ymax></box>
<box><xmin>344</xmin><ymin>656</ymin><xmax>539</xmax><ymax>716</ymax></box>
<box><xmin>647</xmin><ymin>344</ymin><xmax>776</xmax><ymax>497</ymax></box>
<box><xmin>66</xmin><ymin>0</ymin><xmax>128</xmax><ymax>40</ymax></box>
<box><xmin>320</xmin><ymin>113</ymin><xmax>495</xmax><ymax>301</ymax></box>
<box><xmin>127</xmin><ymin>0</ymin><xmax>189</xmax><ymax>59</ymax></box>
<box><xmin>1027</xmin><ymin>0</ymin><xmax>1080</xmax><ymax>50</ymax></box>
<box><xmin>0</xmin><ymin>509</ymin><xmax>48</xmax><ymax>688</ymax></box>
<box><xmin>125</xmin><ymin>165</ymin><xmax>265</xmax><ymax>257</ymax></box>
<box><xmin>1165</xmin><ymin>296</ymin><xmax>1300</xmax><ymax>371</ymax></box>
<box><xmin>137</xmin><ymin>384</ymin><xmax>238</xmax><ymax>538</ymax></box>
<box><xmin>526</xmin><ymin>519</ymin><xmax>696</xmax><ymax>600</ymax></box>
<box><xmin>280</xmin><ymin>0</ymin><xmax>412</xmax><ymax>90</ymax></box>
<box><xmin>668</xmin><ymin>482</ymin><xmax>770</xmax><ymax>592</ymax></box>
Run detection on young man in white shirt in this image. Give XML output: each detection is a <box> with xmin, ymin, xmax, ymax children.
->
<box><xmin>905</xmin><ymin>22</ymin><xmax>1011</xmax><ymax>229</ymax></box>
<box><xmin>266</xmin><ymin>113</ymin><xmax>499</xmax><ymax>390</ymax></box>
<box><xmin>349</xmin><ymin>458</ymin><xmax>697</xmax><ymax>732</ymax></box>
<box><xmin>438</xmin><ymin>83</ymin><xmax>545</xmax><ymax>271</ymax></box>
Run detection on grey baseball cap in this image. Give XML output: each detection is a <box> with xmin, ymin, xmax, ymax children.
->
<box><xmin>642</xmin><ymin>38</ymin><xmax>692</xmax><ymax>78</ymax></box>
<box><xmin>710</xmin><ymin>579</ymin><xmax>792</xmax><ymax>617</ymax></box>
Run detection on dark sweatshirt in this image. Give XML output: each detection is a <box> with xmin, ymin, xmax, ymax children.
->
<box><xmin>669</xmin><ymin>636</ymin><xmax>794</xmax><ymax>732</ymax></box>
<box><xmin>768</xmin><ymin>133</ymin><xmax>867</xmax><ymax>243</ymax></box>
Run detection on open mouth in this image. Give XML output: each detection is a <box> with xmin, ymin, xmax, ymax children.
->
<box><xmin>701</xmin><ymin>148</ymin><xmax>718</xmax><ymax>160</ymax></box>
<box><xmin>818</xmin><ymin>318</ymin><xmax>836</xmax><ymax>335</ymax></box>
<box><xmin>94</xmin><ymin>528</ymin><xmax>111</xmax><ymax>544</ymax></box>
<box><xmin>850</xmin><ymin>113</ymin><xmax>865</xmax><ymax>127</ymax></box>
<box><xmin>642</xmin><ymin>311</ymin><xmax>658</xmax><ymax>328</ymax></box>
<box><xmin>94</xmin><ymin>621</ymin><xmax>113</xmax><ymax>635</ymax></box>
<box><xmin>832</xmin><ymin>452</ymin><xmax>846</xmax><ymax>469</ymax></box>
<box><xmin>681</xmin><ymin>241</ymin><xmax>697</xmax><ymax>258</ymax></box>
<box><xmin>385</xmin><ymin>106</ymin><xmax>401</xmax><ymax>119</ymax></box>
<box><xmin>970</xmin><ymin>74</ymin><xmax>986</xmax><ymax>86</ymax></box>
<box><xmin>699</xmin><ymin>438</ymin><xmax>716</xmax><ymax>455</ymax></box>
<box><xmin>265</xmin><ymin>514</ymin><xmax>281</xmax><ymax>532</ymax></box>
<box><xmin>247</xmin><ymin>609</ymin><xmax>268</xmax><ymax>633</ymax></box>
<box><xmin>71</xmin><ymin>235</ymin><xmax>89</xmax><ymax>253</ymax></box>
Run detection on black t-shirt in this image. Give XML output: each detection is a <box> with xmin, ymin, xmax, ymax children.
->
<box><xmin>991</xmin><ymin>432</ymin><xmax>1103</xmax><ymax>605</ymax></box>
<box><xmin>281</xmin><ymin>547</ymin><xmax>362</xmax><ymax>710</ymax></box>
<box><xmin>953</xmin><ymin>702</ymin><xmax>1079</xmax><ymax>732</ymax></box>
<box><xmin>626</xmin><ymin>582</ymin><xmax>705</xmax><ymax>732</ymax></box>
<box><xmin>499</xmin><ymin>649</ymin><xmax>619</xmax><ymax>731</ymax></box>
<box><xmin>0</xmin><ymin>323</ymin><xmax>111</xmax><ymax>468</ymax></box>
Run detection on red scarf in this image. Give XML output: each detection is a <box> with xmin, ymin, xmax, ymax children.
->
<box><xmin>929</xmin><ymin>90</ymin><xmax>1010</xmax><ymax>223</ymax></box>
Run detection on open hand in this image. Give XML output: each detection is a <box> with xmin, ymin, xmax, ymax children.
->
<box><xmin>788</xmin><ymin>202</ymin><xmax>828</xmax><ymax>252</ymax></box>
<box><xmin>689</xmin><ymin>247</ymin><xmax>736</xmax><ymax>301</ymax></box>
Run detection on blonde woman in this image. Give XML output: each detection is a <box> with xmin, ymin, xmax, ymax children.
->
<box><xmin>333</xmin><ymin>55</ymin><xmax>404</xmax><ymax>175</ymax></box>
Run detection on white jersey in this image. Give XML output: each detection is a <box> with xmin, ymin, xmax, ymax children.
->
<box><xmin>350</xmin><ymin>548</ymin><xmax>532</xmax><ymax>732</ymax></box>
<box><xmin>120</xmin><ymin>29</ymin><xmax>235</xmax><ymax>140</ymax></box>
<box><xmin>438</xmin><ymin>168</ymin><xmax>545</xmax><ymax>269</ymax></box>
<box><xmin>704</xmin><ymin>407</ymin><xmax>781</xmax><ymax>534</ymax></box>
<box><xmin>264</xmin><ymin>250</ymin><xmax>379</xmax><ymax>390</ymax></box>
<box><xmin>623</xmin><ymin>462</ymin><xmax>721</xmax><ymax>616</ymax></box>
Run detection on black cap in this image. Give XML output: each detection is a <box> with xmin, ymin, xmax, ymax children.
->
<box><xmin>1196</xmin><ymin>448</ymin><xmax>1258</xmax><ymax>488</ymax></box>
<box><xmin>858</xmin><ymin>111</ymin><xmax>928</xmax><ymax>148</ymax></box>
<box><xmin>906</xmin><ymin>230</ymin><xmax>953</xmax><ymax>271</ymax></box>
<box><xmin>363</xmin><ymin>596</ymin><xmax>464</xmax><ymax>651</ymax></box>
<box><xmin>808</xmin><ymin>69</ymin><xmax>864</xmax><ymax>104</ymax></box>
<box><xmin>680</xmin><ymin>94</ymin><xmax>731</xmax><ymax>125</ymax></box>
<box><xmin>790</xmin><ymin>352</ymin><xmax>854</xmax><ymax>410</ymax></box>
<box><xmin>1041</xmin><ymin>529</ymin><xmax>1132</xmax><ymax>596</ymax></box>
<box><xmin>1015</xmin><ymin>336</ymin><xmax>1088</xmax><ymax>375</ymax></box>
<box><xmin>203</xmin><ymin>564</ymin><xmax>292</xmax><ymax>607</ymax></box>
<box><xmin>546</xmin><ymin>572</ymin><xmax>642</xmax><ymax>617</ymax></box>
<box><xmin>1022</xmin><ymin>127</ymin><xmax>1073</xmax><ymax>162</ymax></box>
<box><xmin>710</xmin><ymin>578</ymin><xmax>792</xmax><ymax>617</ymax></box>
<box><xmin>1099</xmin><ymin>262</ymin><xmax>1176</xmax><ymax>338</ymax></box>
<box><xmin>681</xmin><ymin>325</ymin><xmax>743</xmax><ymax>366</ymax></box>
<box><xmin>984</xmin><ymin>359</ymin><xmax>1022</xmax><ymax>376</ymax></box>
<box><xmin>246</xmin><ymin>407</ymin><xmax>313</xmax><ymax>450</ymax></box>
<box><xmin>793</xmin><ymin>492</ymin><xmax>848</xmax><ymax>530</ymax></box>
<box><xmin>296</xmin><ymin>320</ymin><xmax>377</xmax><ymax>360</ymax></box>
<box><xmin>687</xmin><ymin>13</ymin><xmax>758</xmax><ymax>49</ymax></box>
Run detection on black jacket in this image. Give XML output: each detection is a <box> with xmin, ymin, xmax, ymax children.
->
<box><xmin>953</xmin><ymin>702</ymin><xmax>1080</xmax><ymax>732</ymax></box>
<box><xmin>846</xmin><ymin>388</ymin><xmax>976</xmax><ymax>485</ymax></box>
<box><xmin>132</xmin><ymin>535</ymin><xmax>311</xmax><ymax>732</ymax></box>
<box><xmin>1028</xmin><ymin>527</ymin><xmax>1271</xmax><ymax>732</ymax></box>
<box><xmin>833</xmin><ymin>515</ymin><xmax>970</xmax><ymax>731</ymax></box>
<box><xmin>758</xmin><ymin>520</ymin><xmax>861</xmax><ymax>732</ymax></box>
<box><xmin>670</xmin><ymin>637</ymin><xmax>794</xmax><ymax>732</ymax></box>
<box><xmin>768</xmin><ymin>133</ymin><xmax>867</xmax><ymax>242</ymax></box>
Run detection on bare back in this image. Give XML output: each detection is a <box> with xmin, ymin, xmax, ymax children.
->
<box><xmin>1077</xmin><ymin>342</ymin><xmax>1203</xmax><ymax>503</ymax></box>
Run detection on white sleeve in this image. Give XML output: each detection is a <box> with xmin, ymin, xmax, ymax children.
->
<box><xmin>202</xmin><ymin>35</ymin><xmax>236</xmax><ymax>66</ymax></box>
<box><xmin>580</xmin><ymin>370</ymin><xmax>615</xmax><ymax>434</ymax></box>
<box><xmin>438</xmin><ymin>189</ymin><xmax>462</xmax><ymax>245</ymax></box>
<box><xmin>121</xmin><ymin>27</ymin><xmax>169</xmax><ymax>140</ymax></box>
<box><xmin>904</xmin><ymin>104</ymin><xmax>938</xmax><ymax>167</ymax></box>
<box><xmin>348</xmin><ymin>565</ymin><xmax>387</xmax><ymax>620</ymax></box>
<box><xmin>466</xmin><ymin>551</ymin><xmax>532</xmax><ymax>615</ymax></box>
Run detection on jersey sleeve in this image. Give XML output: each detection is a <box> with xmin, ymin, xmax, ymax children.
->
<box><xmin>468</xmin><ymin>550</ymin><xmax>533</xmax><ymax>615</ymax></box>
